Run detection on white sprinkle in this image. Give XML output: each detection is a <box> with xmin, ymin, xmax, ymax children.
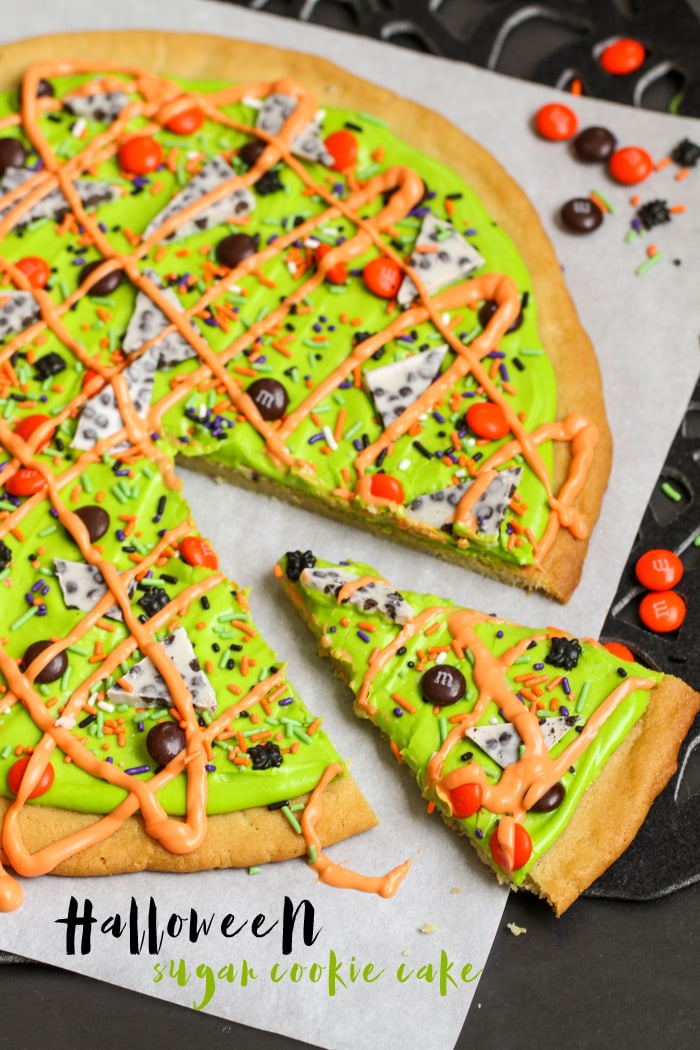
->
<box><xmin>243</xmin><ymin>96</ymin><xmax>264</xmax><ymax>109</ymax></box>
<box><xmin>55</xmin><ymin>715</ymin><xmax>76</xmax><ymax>729</ymax></box>
<box><xmin>71</xmin><ymin>118</ymin><xmax>87</xmax><ymax>138</ymax></box>
<box><xmin>97</xmin><ymin>699</ymin><xmax>115</xmax><ymax>713</ymax></box>
<box><xmin>304</xmin><ymin>237</ymin><xmax>320</xmax><ymax>249</ymax></box>
<box><xmin>489</xmin><ymin>716</ymin><xmax>499</xmax><ymax>724</ymax></box>
<box><xmin>398</xmin><ymin>458</ymin><xmax>411</xmax><ymax>471</ymax></box>
<box><xmin>454</xmin><ymin>469</ymin><xmax>466</xmax><ymax>478</ymax></box>
<box><xmin>322</xmin><ymin>425</ymin><xmax>338</xmax><ymax>451</ymax></box>
<box><xmin>435</xmin><ymin>651</ymin><xmax>447</xmax><ymax>664</ymax></box>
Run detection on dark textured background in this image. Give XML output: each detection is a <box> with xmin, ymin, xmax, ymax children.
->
<box><xmin>2</xmin><ymin>4</ymin><xmax>699</xmax><ymax>1048</ymax></box>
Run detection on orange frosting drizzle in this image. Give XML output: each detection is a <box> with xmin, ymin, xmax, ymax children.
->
<box><xmin>0</xmin><ymin>56</ymin><xmax>600</xmax><ymax>904</ymax></box>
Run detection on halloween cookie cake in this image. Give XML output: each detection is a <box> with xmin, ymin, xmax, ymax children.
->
<box><xmin>0</xmin><ymin>30</ymin><xmax>613</xmax><ymax>907</ymax></box>
<box><xmin>278</xmin><ymin>551</ymin><xmax>700</xmax><ymax>914</ymax></box>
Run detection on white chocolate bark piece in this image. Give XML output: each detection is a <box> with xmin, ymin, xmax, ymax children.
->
<box><xmin>397</xmin><ymin>213</ymin><xmax>484</xmax><ymax>307</ymax></box>
<box><xmin>256</xmin><ymin>93</ymin><xmax>333</xmax><ymax>165</ymax></box>
<box><xmin>122</xmin><ymin>269</ymin><xmax>196</xmax><ymax>365</ymax></box>
<box><xmin>106</xmin><ymin>627</ymin><xmax>217</xmax><ymax>712</ymax></box>
<box><xmin>363</xmin><ymin>345</ymin><xmax>448</xmax><ymax>428</ymax></box>
<box><xmin>54</xmin><ymin>557</ymin><xmax>135</xmax><ymax>620</ymax></box>
<box><xmin>71</xmin><ymin>344</ymin><xmax>158</xmax><ymax>450</ymax></box>
<box><xmin>64</xmin><ymin>91</ymin><xmax>130</xmax><ymax>123</ymax></box>
<box><xmin>0</xmin><ymin>291</ymin><xmax>41</xmax><ymax>340</ymax></box>
<box><xmin>0</xmin><ymin>168</ymin><xmax>120</xmax><ymax>229</ymax></box>
<box><xmin>466</xmin><ymin>715</ymin><xmax>578</xmax><ymax>769</ymax></box>
<box><xmin>143</xmin><ymin>156</ymin><xmax>255</xmax><ymax>241</ymax></box>
<box><xmin>406</xmin><ymin>466</ymin><xmax>521</xmax><ymax>536</ymax></box>
<box><xmin>299</xmin><ymin>566</ymin><xmax>414</xmax><ymax>625</ymax></box>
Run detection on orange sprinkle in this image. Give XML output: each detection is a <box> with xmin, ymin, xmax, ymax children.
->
<box><xmin>391</xmin><ymin>691</ymin><xmax>416</xmax><ymax>714</ymax></box>
<box><xmin>675</xmin><ymin>168</ymin><xmax>690</xmax><ymax>181</ymax></box>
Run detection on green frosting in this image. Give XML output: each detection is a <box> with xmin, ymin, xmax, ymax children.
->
<box><xmin>284</xmin><ymin>554</ymin><xmax>662</xmax><ymax>885</ymax></box>
<box><xmin>0</xmin><ymin>63</ymin><xmax>558</xmax><ymax>828</ymax></box>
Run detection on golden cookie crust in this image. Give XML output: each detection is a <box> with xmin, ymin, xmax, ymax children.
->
<box><xmin>0</xmin><ymin>30</ymin><xmax>612</xmax><ymax>602</ymax></box>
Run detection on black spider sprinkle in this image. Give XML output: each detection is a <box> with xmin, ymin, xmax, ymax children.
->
<box><xmin>546</xmin><ymin>636</ymin><xmax>582</xmax><ymax>671</ymax></box>
<box><xmin>637</xmin><ymin>199</ymin><xmax>671</xmax><ymax>230</ymax></box>
<box><xmin>285</xmin><ymin>550</ymin><xmax>316</xmax><ymax>581</ymax></box>
<box><xmin>255</xmin><ymin>168</ymin><xmax>283</xmax><ymax>196</ymax></box>
<box><xmin>0</xmin><ymin>539</ymin><xmax>12</xmax><ymax>571</ymax></box>
<box><xmin>34</xmin><ymin>352</ymin><xmax>66</xmax><ymax>380</ymax></box>
<box><xmin>137</xmin><ymin>587</ymin><xmax>170</xmax><ymax>617</ymax></box>
<box><xmin>249</xmin><ymin>742</ymin><xmax>283</xmax><ymax>770</ymax></box>
<box><xmin>670</xmin><ymin>138</ymin><xmax>700</xmax><ymax>168</ymax></box>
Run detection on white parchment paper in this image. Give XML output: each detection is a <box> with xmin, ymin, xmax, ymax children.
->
<box><xmin>0</xmin><ymin>3</ymin><xmax>699</xmax><ymax>1049</ymax></box>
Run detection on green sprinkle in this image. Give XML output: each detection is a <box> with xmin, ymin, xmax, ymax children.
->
<box><xmin>67</xmin><ymin>645</ymin><xmax>90</xmax><ymax>657</ymax></box>
<box><xmin>345</xmin><ymin>420</ymin><xmax>363</xmax><ymax>440</ymax></box>
<box><xmin>248</xmin><ymin>866</ymin><xmax>261</xmax><ymax>875</ymax></box>
<box><xmin>110</xmin><ymin>484</ymin><xmax>128</xmax><ymax>504</ymax></box>
<box><xmin>307</xmin><ymin>845</ymin><xmax>318</xmax><ymax>863</ymax></box>
<box><xmin>10</xmin><ymin>606</ymin><xmax>39</xmax><ymax>631</ymax></box>
<box><xmin>293</xmin><ymin>726</ymin><xmax>313</xmax><ymax>745</ymax></box>
<box><xmin>438</xmin><ymin>716</ymin><xmax>448</xmax><ymax>745</ymax></box>
<box><xmin>281</xmin><ymin>805</ymin><xmax>302</xmax><ymax>835</ymax></box>
<box><xmin>575</xmin><ymin>680</ymin><xmax>591</xmax><ymax>714</ymax></box>
<box><xmin>356</xmin><ymin>162</ymin><xmax>381</xmax><ymax>180</ymax></box>
<box><xmin>0</xmin><ymin>746</ymin><xmax>12</xmax><ymax>760</ymax></box>
<box><xmin>37</xmin><ymin>525</ymin><xmax>58</xmax><ymax>537</ymax></box>
<box><xmin>590</xmin><ymin>189</ymin><xmax>614</xmax><ymax>214</ymax></box>
<box><xmin>81</xmin><ymin>473</ymin><xmax>93</xmax><ymax>493</ymax></box>
<box><xmin>661</xmin><ymin>480</ymin><xmax>682</xmax><ymax>502</ymax></box>
<box><xmin>520</xmin><ymin>348</ymin><xmax>544</xmax><ymax>357</ymax></box>
<box><xmin>635</xmin><ymin>252</ymin><xmax>663</xmax><ymax>275</ymax></box>
<box><xmin>693</xmin><ymin>535</ymin><xmax>700</xmax><ymax>547</ymax></box>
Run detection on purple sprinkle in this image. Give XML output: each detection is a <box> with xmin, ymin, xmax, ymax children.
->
<box><xmin>534</xmin><ymin>663</ymin><xmax>544</xmax><ymax>670</ymax></box>
<box><xmin>499</xmin><ymin>363</ymin><xmax>509</xmax><ymax>383</ymax></box>
<box><xmin>41</xmin><ymin>585</ymin><xmax>50</xmax><ymax>596</ymax></box>
<box><xmin>560</xmin><ymin>706</ymin><xmax>570</xmax><ymax>717</ymax></box>
<box><xmin>432</xmin><ymin>411</ymin><xmax>445</xmax><ymax>424</ymax></box>
<box><xmin>632</xmin><ymin>217</ymin><xmax>642</xmax><ymax>233</ymax></box>
<box><xmin>329</xmin><ymin>626</ymin><xmax>336</xmax><ymax>633</ymax></box>
<box><xmin>464</xmin><ymin>227</ymin><xmax>478</xmax><ymax>236</ymax></box>
<box><xmin>137</xmin><ymin>722</ymin><xmax>144</xmax><ymax>732</ymax></box>
<box><xmin>106</xmin><ymin>756</ymin><xmax>114</xmax><ymax>763</ymax></box>
<box><xmin>125</xmin><ymin>764</ymin><xmax>150</xmax><ymax>776</ymax></box>
<box><xmin>49</xmin><ymin>507</ymin><xmax>59</xmax><ymax>518</ymax></box>
<box><xmin>339</xmin><ymin>380</ymin><xmax>353</xmax><ymax>389</ymax></box>
<box><xmin>116</xmin><ymin>529</ymin><xmax>126</xmax><ymax>542</ymax></box>
<box><xmin>72</xmin><ymin>256</ymin><xmax>86</xmax><ymax>266</ymax></box>
<box><xmin>496</xmin><ymin>630</ymin><xmax>503</xmax><ymax>638</ymax></box>
<box><xmin>113</xmin><ymin>468</ymin><xmax>130</xmax><ymax>477</ymax></box>
<box><xmin>357</xmin><ymin>630</ymin><xmax>371</xmax><ymax>643</ymax></box>
<box><xmin>393</xmin><ymin>707</ymin><xmax>403</xmax><ymax>717</ymax></box>
<box><xmin>31</xmin><ymin>580</ymin><xmax>43</xmax><ymax>593</ymax></box>
<box><xmin>36</xmin><ymin>606</ymin><xmax>47</xmax><ymax>616</ymax></box>
<box><xmin>24</xmin><ymin>592</ymin><xmax>34</xmax><ymax>605</ymax></box>
<box><xmin>475</xmin><ymin>828</ymin><xmax>484</xmax><ymax>840</ymax></box>
<box><xmin>308</xmin><ymin>432</ymin><xmax>325</xmax><ymax>445</ymax></box>
<box><xmin>278</xmin><ymin>697</ymin><xmax>294</xmax><ymax>707</ymax></box>
<box><xmin>205</xmin><ymin>764</ymin><xmax>216</xmax><ymax>772</ymax></box>
<box><xmin>353</xmin><ymin>438</ymin><xmax>363</xmax><ymax>452</ymax></box>
<box><xmin>398</xmin><ymin>333</ymin><xmax>415</xmax><ymax>343</ymax></box>
<box><xmin>488</xmin><ymin>349</ymin><xmax>506</xmax><ymax>359</ymax></box>
<box><xmin>562</xmin><ymin>678</ymin><xmax>571</xmax><ymax>695</ymax></box>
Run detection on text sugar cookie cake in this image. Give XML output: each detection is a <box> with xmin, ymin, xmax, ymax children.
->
<box><xmin>0</xmin><ymin>30</ymin><xmax>611</xmax><ymax>905</ymax></box>
<box><xmin>278</xmin><ymin>550</ymin><xmax>700</xmax><ymax>915</ymax></box>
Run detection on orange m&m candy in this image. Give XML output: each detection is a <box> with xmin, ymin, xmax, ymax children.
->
<box><xmin>15</xmin><ymin>255</ymin><xmax>50</xmax><ymax>289</ymax></box>
<box><xmin>165</xmin><ymin>107</ymin><xmax>205</xmax><ymax>135</ymax></box>
<box><xmin>602</xmin><ymin>641</ymin><xmax>636</xmax><ymax>662</ymax></box>
<box><xmin>490</xmin><ymin>823</ymin><xmax>532</xmax><ymax>872</ymax></box>
<box><xmin>534</xmin><ymin>103</ymin><xmax>578</xmax><ymax>141</ymax></box>
<box><xmin>6</xmin><ymin>467</ymin><xmax>45</xmax><ymax>497</ymax></box>
<box><xmin>451</xmin><ymin>782</ymin><xmax>482</xmax><ymax>819</ymax></box>
<box><xmin>363</xmin><ymin>257</ymin><xmax>402</xmax><ymax>299</ymax></box>
<box><xmin>639</xmin><ymin>591</ymin><xmax>686</xmax><ymax>633</ymax></box>
<box><xmin>369</xmin><ymin>473</ymin><xmax>405</xmax><ymax>504</ymax></box>
<box><xmin>13</xmin><ymin>414</ymin><xmax>52</xmax><ymax>450</ymax></box>
<box><xmin>324</xmin><ymin>129</ymin><xmax>358</xmax><ymax>171</ymax></box>
<box><xmin>8</xmin><ymin>755</ymin><xmax>54</xmax><ymax>798</ymax></box>
<box><xmin>315</xmin><ymin>243</ymin><xmax>347</xmax><ymax>285</ymax></box>
<box><xmin>635</xmin><ymin>548</ymin><xmax>683</xmax><ymax>591</ymax></box>
<box><xmin>118</xmin><ymin>135</ymin><xmax>163</xmax><ymax>175</ymax></box>
<box><xmin>181</xmin><ymin>535</ymin><xmax>218</xmax><ymax>570</ymax></box>
<box><xmin>608</xmin><ymin>146</ymin><xmax>652</xmax><ymax>185</ymax></box>
<box><xmin>466</xmin><ymin>401</ymin><xmax>510</xmax><ymax>440</ymax></box>
<box><xmin>599</xmin><ymin>39</ymin><xmax>646</xmax><ymax>76</ymax></box>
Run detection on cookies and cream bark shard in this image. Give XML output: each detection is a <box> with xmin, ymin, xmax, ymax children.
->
<box><xmin>278</xmin><ymin>551</ymin><xmax>700</xmax><ymax>915</ymax></box>
<box><xmin>0</xmin><ymin>52</ymin><xmax>609</xmax><ymax>607</ymax></box>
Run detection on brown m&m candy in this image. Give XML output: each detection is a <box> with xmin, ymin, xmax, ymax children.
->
<box><xmin>79</xmin><ymin>260</ymin><xmax>124</xmax><ymax>297</ymax></box>
<box><xmin>479</xmin><ymin>298</ymin><xmax>524</xmax><ymax>332</ymax></box>
<box><xmin>574</xmin><ymin>126</ymin><xmax>616</xmax><ymax>163</ymax></box>
<box><xmin>421</xmin><ymin>664</ymin><xmax>467</xmax><ymax>706</ymax></box>
<box><xmin>215</xmin><ymin>233</ymin><xmax>258</xmax><ymax>269</ymax></box>
<box><xmin>22</xmin><ymin>640</ymin><xmax>68</xmax><ymax>684</ymax></box>
<box><xmin>530</xmin><ymin>781</ymin><xmax>566</xmax><ymax>812</ymax></box>
<box><xmin>246</xmin><ymin>378</ymin><xmax>289</xmax><ymax>421</ymax></box>
<box><xmin>73</xmin><ymin>505</ymin><xmax>110</xmax><ymax>543</ymax></box>
<box><xmin>36</xmin><ymin>79</ymin><xmax>54</xmax><ymax>98</ymax></box>
<box><xmin>146</xmin><ymin>722</ymin><xmax>187</xmax><ymax>767</ymax></box>
<box><xmin>561</xmin><ymin>198</ymin><xmax>603</xmax><ymax>233</ymax></box>
<box><xmin>238</xmin><ymin>139</ymin><xmax>266</xmax><ymax>167</ymax></box>
<box><xmin>0</xmin><ymin>137</ymin><xmax>27</xmax><ymax>174</ymax></box>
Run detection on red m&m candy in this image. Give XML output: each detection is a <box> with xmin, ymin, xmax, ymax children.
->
<box><xmin>15</xmin><ymin>255</ymin><xmax>50</xmax><ymax>289</ymax></box>
<box><xmin>608</xmin><ymin>146</ymin><xmax>652</xmax><ymax>185</ymax></box>
<box><xmin>181</xmin><ymin>535</ymin><xmax>218</xmax><ymax>570</ymax></box>
<box><xmin>599</xmin><ymin>39</ymin><xmax>646</xmax><ymax>76</ymax></box>
<box><xmin>451</xmin><ymin>782</ymin><xmax>482</xmax><ymax>819</ymax></box>
<box><xmin>534</xmin><ymin>103</ymin><xmax>578</xmax><ymax>141</ymax></box>
<box><xmin>6</xmin><ymin>467</ymin><xmax>45</xmax><ymax>497</ymax></box>
<box><xmin>490</xmin><ymin>822</ymin><xmax>532</xmax><ymax>873</ymax></box>
<box><xmin>369</xmin><ymin>473</ymin><xmax>405</xmax><ymax>504</ymax></box>
<box><xmin>324</xmin><ymin>129</ymin><xmax>358</xmax><ymax>171</ymax></box>
<box><xmin>635</xmin><ymin>548</ymin><xmax>683</xmax><ymax>591</ymax></box>
<box><xmin>639</xmin><ymin>591</ymin><xmax>686</xmax><ymax>633</ymax></box>
<box><xmin>13</xmin><ymin>413</ymin><xmax>52</xmax><ymax>450</ymax></box>
<box><xmin>165</xmin><ymin>107</ymin><xmax>204</xmax><ymax>135</ymax></box>
<box><xmin>8</xmin><ymin>755</ymin><xmax>54</xmax><ymax>798</ymax></box>
<box><xmin>466</xmin><ymin>401</ymin><xmax>510</xmax><ymax>440</ymax></box>
<box><xmin>602</xmin><ymin>641</ymin><xmax>636</xmax><ymax>662</ymax></box>
<box><xmin>118</xmin><ymin>135</ymin><xmax>163</xmax><ymax>175</ymax></box>
<box><xmin>363</xmin><ymin>257</ymin><xmax>403</xmax><ymax>299</ymax></box>
<box><xmin>315</xmin><ymin>243</ymin><xmax>347</xmax><ymax>285</ymax></box>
